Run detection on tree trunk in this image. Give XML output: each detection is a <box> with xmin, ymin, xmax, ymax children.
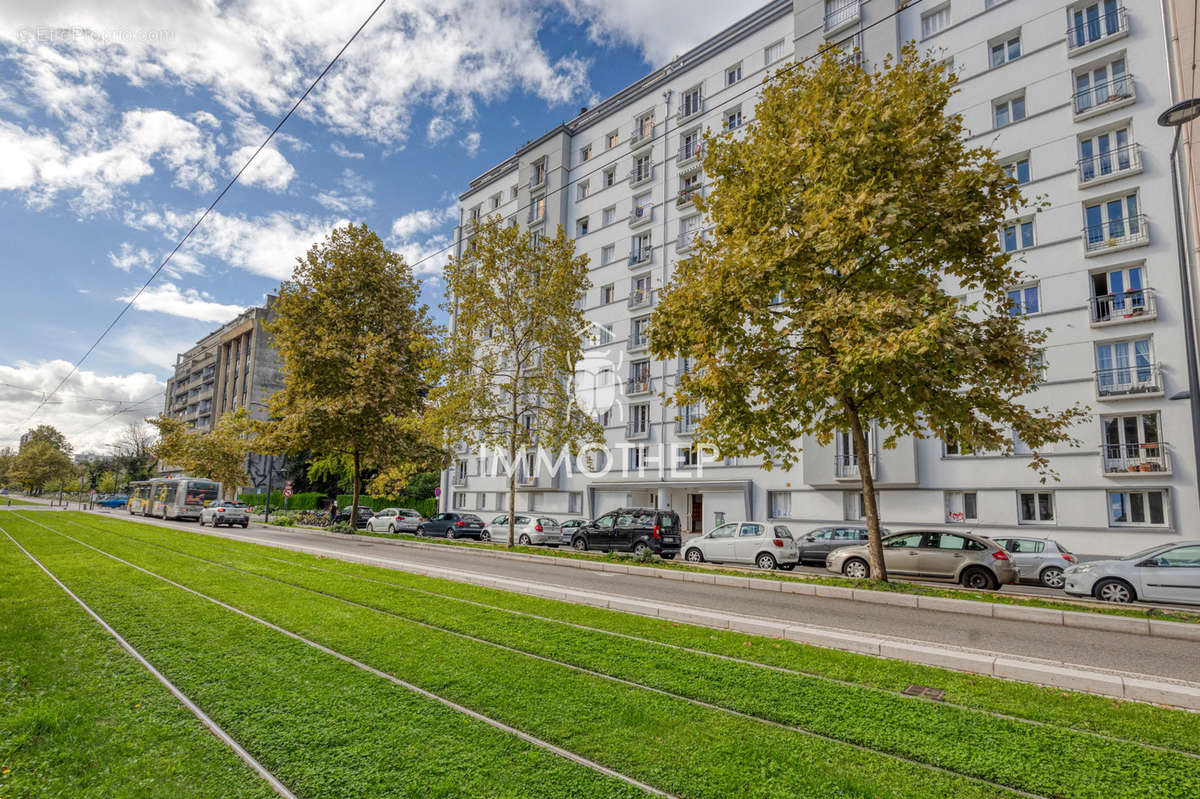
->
<box><xmin>846</xmin><ymin>401</ymin><xmax>888</xmax><ymax>582</ymax></box>
<box><xmin>350</xmin><ymin>450</ymin><xmax>362</xmax><ymax>531</ymax></box>
<box><xmin>507</xmin><ymin>444</ymin><xmax>516</xmax><ymax>548</ymax></box>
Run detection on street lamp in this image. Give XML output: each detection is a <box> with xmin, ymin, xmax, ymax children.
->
<box><xmin>1157</xmin><ymin>99</ymin><xmax>1200</xmax><ymax>512</ymax></box>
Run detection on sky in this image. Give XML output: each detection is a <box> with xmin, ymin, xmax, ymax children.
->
<box><xmin>0</xmin><ymin>0</ymin><xmax>758</xmax><ymax>454</ymax></box>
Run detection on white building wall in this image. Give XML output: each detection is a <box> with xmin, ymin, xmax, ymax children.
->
<box><xmin>446</xmin><ymin>0</ymin><xmax>1200</xmax><ymax>557</ymax></box>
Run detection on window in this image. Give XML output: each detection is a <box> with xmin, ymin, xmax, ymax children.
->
<box><xmin>844</xmin><ymin>491</ymin><xmax>872</xmax><ymax>520</ymax></box>
<box><xmin>680</xmin><ymin>86</ymin><xmax>702</xmax><ymax>118</ymax></box>
<box><xmin>1152</xmin><ymin>545</ymin><xmax>1200</xmax><ymax>567</ymax></box>
<box><xmin>579</xmin><ymin>144</ymin><xmax>592</xmax><ymax>163</ymax></box>
<box><xmin>628</xmin><ymin>403</ymin><xmax>649</xmax><ymax>436</ymax></box>
<box><xmin>679</xmin><ymin>444</ymin><xmax>699</xmax><ymax>468</ymax></box>
<box><xmin>1003</xmin><ymin>157</ymin><xmax>1030</xmax><ymax>185</ymax></box>
<box><xmin>921</xmin><ymin>5</ymin><xmax>950</xmax><ymax>39</ymax></box>
<box><xmin>1090</xmin><ymin>263</ymin><xmax>1148</xmax><ymax>322</ymax></box>
<box><xmin>825</xmin><ymin>0</ymin><xmax>858</xmax><ymax>31</ymax></box>
<box><xmin>601</xmin><ymin>245</ymin><xmax>615</xmax><ymax>265</ymax></box>
<box><xmin>597</xmin><ymin>324</ymin><xmax>613</xmax><ymax>345</ymax></box>
<box><xmin>1108</xmin><ymin>490</ymin><xmax>1167</xmax><ymax>526</ymax></box>
<box><xmin>578</xmin><ymin>180</ymin><xmax>590</xmax><ymax>200</ymax></box>
<box><xmin>530</xmin><ymin>196</ymin><xmax>546</xmax><ymax>223</ymax></box>
<box><xmin>631</xmin><ymin>232</ymin><xmax>651</xmax><ymax>264</ymax></box>
<box><xmin>577</xmin><ymin>217</ymin><xmax>589</xmax><ymax>236</ymax></box>
<box><xmin>469</xmin><ymin>206</ymin><xmax>481</xmax><ymax>224</ymax></box>
<box><xmin>490</xmin><ymin>193</ymin><xmax>501</xmax><ymax>210</ymax></box>
<box><xmin>989</xmin><ymin>33</ymin><xmax>1021</xmax><ymax>68</ymax></box>
<box><xmin>1073</xmin><ymin>58</ymin><xmax>1130</xmax><ymax>115</ymax></box>
<box><xmin>1095</xmin><ymin>337</ymin><xmax>1154</xmax><ymax>395</ymax></box>
<box><xmin>1078</xmin><ymin>127</ymin><xmax>1135</xmax><ymax>184</ymax></box>
<box><xmin>1007</xmin><ymin>283</ymin><xmax>1040</xmax><ymax>316</ymax></box>
<box><xmin>739</xmin><ymin>523</ymin><xmax>765</xmax><ymax>538</ymax></box>
<box><xmin>764</xmin><ymin>40</ymin><xmax>785</xmax><ymax>65</ymax></box>
<box><xmin>1018</xmin><ymin>491</ymin><xmax>1055</xmax><ymax>523</ymax></box>
<box><xmin>629</xmin><ymin>445</ymin><xmax>650</xmax><ymax>471</ymax></box>
<box><xmin>725</xmin><ymin>107</ymin><xmax>743</xmax><ymax>131</ymax></box>
<box><xmin>768</xmin><ymin>491</ymin><xmax>791</xmax><ymax>519</ymax></box>
<box><xmin>631</xmin><ymin>316</ymin><xmax>650</xmax><ymax>348</ymax></box>
<box><xmin>453</xmin><ymin>492</ymin><xmax>466</xmax><ymax>508</ymax></box>
<box><xmin>994</xmin><ymin>94</ymin><xmax>1026</xmax><ymax>128</ymax></box>
<box><xmin>602</xmin><ymin>206</ymin><xmax>615</xmax><ymax>225</ymax></box>
<box><xmin>927</xmin><ymin>533</ymin><xmax>985</xmax><ymax>551</ymax></box>
<box><xmin>680</xmin><ymin>129</ymin><xmax>702</xmax><ymax>161</ymax></box>
<box><xmin>726</xmin><ymin>62</ymin><xmax>742</xmax><ymax>86</ymax></box>
<box><xmin>633</xmin><ymin>112</ymin><xmax>653</xmax><ymax>141</ymax></box>
<box><xmin>1084</xmin><ymin>193</ymin><xmax>1142</xmax><ymax>250</ymax></box>
<box><xmin>1012</xmin><ymin>428</ymin><xmax>1031</xmax><ymax>455</ymax></box>
<box><xmin>511</xmin><ymin>185</ymin><xmax>519</xmax><ymax>200</ymax></box>
<box><xmin>632</xmin><ymin>154</ymin><xmax>652</xmax><ymax>183</ymax></box>
<box><xmin>606</xmin><ymin>131</ymin><xmax>619</xmax><ymax>149</ymax></box>
<box><xmin>945</xmin><ymin>491</ymin><xmax>978</xmax><ymax>522</ymax></box>
<box><xmin>631</xmin><ymin>274</ymin><xmax>652</xmax><ymax>305</ymax></box>
<box><xmin>1001</xmin><ymin>219</ymin><xmax>1034</xmax><ymax>252</ymax></box>
<box><xmin>604</xmin><ymin>166</ymin><xmax>617</xmax><ymax>187</ymax></box>
<box><xmin>1070</xmin><ymin>1</ymin><xmax>1124</xmax><ymax>50</ymax></box>
<box><xmin>1101</xmin><ymin>413</ymin><xmax>1162</xmax><ymax>473</ymax></box>
<box><xmin>886</xmin><ymin>533</ymin><xmax>924</xmax><ymax>548</ymax></box>
<box><xmin>944</xmin><ymin>438</ymin><xmax>975</xmax><ymax>457</ymax></box>
<box><xmin>530</xmin><ymin>159</ymin><xmax>546</xmax><ymax>187</ymax></box>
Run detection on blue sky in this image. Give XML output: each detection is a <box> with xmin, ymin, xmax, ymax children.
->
<box><xmin>0</xmin><ymin>0</ymin><xmax>753</xmax><ymax>452</ymax></box>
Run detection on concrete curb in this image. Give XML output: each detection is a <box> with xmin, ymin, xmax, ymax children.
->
<box><xmin>324</xmin><ymin>530</ymin><xmax>1200</xmax><ymax>644</ymax></box>
<box><xmin>200</xmin><ymin>526</ymin><xmax>1200</xmax><ymax>711</ymax></box>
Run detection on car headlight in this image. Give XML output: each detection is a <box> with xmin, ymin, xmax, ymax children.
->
<box><xmin>1067</xmin><ymin>563</ymin><xmax>1093</xmax><ymax>574</ymax></box>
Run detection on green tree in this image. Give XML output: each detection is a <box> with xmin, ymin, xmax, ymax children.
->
<box><xmin>8</xmin><ymin>441</ymin><xmax>73</xmax><ymax>495</ymax></box>
<box><xmin>147</xmin><ymin>408</ymin><xmax>254</xmax><ymax>497</ymax></box>
<box><xmin>0</xmin><ymin>447</ymin><xmax>14</xmax><ymax>489</ymax></box>
<box><xmin>21</xmin><ymin>424</ymin><xmax>72</xmax><ymax>456</ymax></box>
<box><xmin>651</xmin><ymin>46</ymin><xmax>1086</xmax><ymax>582</ymax></box>
<box><xmin>429</xmin><ymin>217</ymin><xmax>601</xmax><ymax>547</ymax></box>
<box><xmin>261</xmin><ymin>224</ymin><xmax>442</xmax><ymax>528</ymax></box>
<box><xmin>97</xmin><ymin>471</ymin><xmax>118</xmax><ymax>494</ymax></box>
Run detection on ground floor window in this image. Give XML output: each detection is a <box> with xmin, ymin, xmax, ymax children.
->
<box><xmin>452</xmin><ymin>492</ymin><xmax>467</xmax><ymax>508</ymax></box>
<box><xmin>843</xmin><ymin>491</ymin><xmax>869</xmax><ymax>520</ymax></box>
<box><xmin>944</xmin><ymin>491</ymin><xmax>977</xmax><ymax>523</ymax></box>
<box><xmin>1108</xmin><ymin>490</ymin><xmax>1167</xmax><ymax>526</ymax></box>
<box><xmin>1017</xmin><ymin>491</ymin><xmax>1055</xmax><ymax>524</ymax></box>
<box><xmin>569</xmin><ymin>492</ymin><xmax>583</xmax><ymax>514</ymax></box>
<box><xmin>768</xmin><ymin>491</ymin><xmax>791</xmax><ymax>519</ymax></box>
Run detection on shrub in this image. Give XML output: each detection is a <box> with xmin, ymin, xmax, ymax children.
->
<box><xmin>269</xmin><ymin>516</ymin><xmax>295</xmax><ymax>527</ymax></box>
<box><xmin>329</xmin><ymin>522</ymin><xmax>353</xmax><ymax>534</ymax></box>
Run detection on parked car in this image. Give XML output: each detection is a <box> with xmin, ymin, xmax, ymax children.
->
<box><xmin>794</xmin><ymin>526</ymin><xmax>890</xmax><ymax>566</ymax></box>
<box><xmin>989</xmin><ymin>536</ymin><xmax>1076</xmax><ymax>589</ymax></box>
<box><xmin>558</xmin><ymin>518</ymin><xmax>587</xmax><ymax>546</ymax></box>
<box><xmin>333</xmin><ymin>506</ymin><xmax>374</xmax><ymax>528</ymax></box>
<box><xmin>568</xmin><ymin>508</ymin><xmax>682</xmax><ymax>558</ymax></box>
<box><xmin>199</xmin><ymin>501</ymin><xmax>250</xmax><ymax>528</ymax></box>
<box><xmin>481</xmin><ymin>514</ymin><xmax>561</xmax><ymax>546</ymax></box>
<box><xmin>416</xmin><ymin>512</ymin><xmax>486</xmax><ymax>540</ymax></box>
<box><xmin>1063</xmin><ymin>541</ymin><xmax>1200</xmax><ymax>605</ymax></box>
<box><xmin>683</xmin><ymin>522</ymin><xmax>798</xmax><ymax>570</ymax></box>
<box><xmin>366</xmin><ymin>508</ymin><xmax>425</xmax><ymax>534</ymax></box>
<box><xmin>826</xmin><ymin>530</ymin><xmax>1017</xmax><ymax>590</ymax></box>
<box><xmin>97</xmin><ymin>495</ymin><xmax>130</xmax><ymax>508</ymax></box>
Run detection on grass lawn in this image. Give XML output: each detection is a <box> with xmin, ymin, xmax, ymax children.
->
<box><xmin>0</xmin><ymin>496</ymin><xmax>41</xmax><ymax>507</ymax></box>
<box><xmin>6</xmin><ymin>511</ymin><xmax>1200</xmax><ymax>799</ymax></box>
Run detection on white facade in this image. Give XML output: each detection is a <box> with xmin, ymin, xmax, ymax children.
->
<box><xmin>444</xmin><ymin>0</ymin><xmax>1200</xmax><ymax>557</ymax></box>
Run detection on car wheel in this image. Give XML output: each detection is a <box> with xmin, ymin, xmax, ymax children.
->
<box><xmin>480</xmin><ymin>530</ymin><xmax>491</xmax><ymax>542</ymax></box>
<box><xmin>518</xmin><ymin>534</ymin><xmax>531</xmax><ymax>545</ymax></box>
<box><xmin>633</xmin><ymin>542</ymin><xmax>651</xmax><ymax>557</ymax></box>
<box><xmin>1040</xmin><ymin>566</ymin><xmax>1066</xmax><ymax>589</ymax></box>
<box><xmin>241</xmin><ymin>522</ymin><xmax>248</xmax><ymax>528</ymax></box>
<box><xmin>572</xmin><ymin>537</ymin><xmax>588</xmax><ymax>552</ymax></box>
<box><xmin>756</xmin><ymin>552</ymin><xmax>778</xmax><ymax>570</ymax></box>
<box><xmin>961</xmin><ymin>567</ymin><xmax>998</xmax><ymax>591</ymax></box>
<box><xmin>416</xmin><ymin>526</ymin><xmax>425</xmax><ymax>536</ymax></box>
<box><xmin>445</xmin><ymin>529</ymin><xmax>455</xmax><ymax>540</ymax></box>
<box><xmin>685</xmin><ymin>548</ymin><xmax>704</xmax><ymax>563</ymax></box>
<box><xmin>843</xmin><ymin>558</ymin><xmax>870</xmax><ymax>580</ymax></box>
<box><xmin>1095</xmin><ymin>578</ymin><xmax>1135</xmax><ymax>603</ymax></box>
<box><xmin>388</xmin><ymin>524</ymin><xmax>396</xmax><ymax>534</ymax></box>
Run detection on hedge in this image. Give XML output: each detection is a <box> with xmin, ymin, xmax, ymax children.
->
<box><xmin>336</xmin><ymin>495</ymin><xmax>437</xmax><ymax>518</ymax></box>
<box><xmin>237</xmin><ymin>491</ymin><xmax>324</xmax><ymax>510</ymax></box>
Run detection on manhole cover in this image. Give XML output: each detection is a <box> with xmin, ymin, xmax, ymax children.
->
<box><xmin>902</xmin><ymin>684</ymin><xmax>946</xmax><ymax>701</ymax></box>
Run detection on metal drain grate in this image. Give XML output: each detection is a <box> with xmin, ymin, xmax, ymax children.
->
<box><xmin>902</xmin><ymin>684</ymin><xmax>946</xmax><ymax>701</ymax></box>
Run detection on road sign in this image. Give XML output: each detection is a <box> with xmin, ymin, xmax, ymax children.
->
<box><xmin>434</xmin><ymin>487</ymin><xmax>442</xmax><ymax>497</ymax></box>
<box><xmin>285</xmin><ymin>480</ymin><xmax>293</xmax><ymax>488</ymax></box>
<box><xmin>283</xmin><ymin>487</ymin><xmax>293</xmax><ymax>498</ymax></box>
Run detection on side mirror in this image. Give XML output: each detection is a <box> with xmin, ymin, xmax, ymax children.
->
<box><xmin>804</xmin><ymin>536</ymin><xmax>815</xmax><ymax>542</ymax></box>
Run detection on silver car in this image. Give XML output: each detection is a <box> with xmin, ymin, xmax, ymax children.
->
<box><xmin>199</xmin><ymin>500</ymin><xmax>249</xmax><ymax>528</ymax></box>
<box><xmin>682</xmin><ymin>522</ymin><xmax>799</xmax><ymax>570</ymax></box>
<box><xmin>366</xmin><ymin>508</ymin><xmax>425</xmax><ymax>534</ymax></box>
<box><xmin>989</xmin><ymin>536</ymin><xmax>1077</xmax><ymax>589</ymax></box>
<box><xmin>1063</xmin><ymin>540</ymin><xmax>1200</xmax><ymax>605</ymax></box>
<box><xmin>481</xmin><ymin>514</ymin><xmax>562</xmax><ymax>546</ymax></box>
<box><xmin>826</xmin><ymin>530</ymin><xmax>1018</xmax><ymax>590</ymax></box>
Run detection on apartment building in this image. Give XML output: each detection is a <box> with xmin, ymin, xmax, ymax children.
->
<box><xmin>444</xmin><ymin>0</ymin><xmax>1200</xmax><ymax>556</ymax></box>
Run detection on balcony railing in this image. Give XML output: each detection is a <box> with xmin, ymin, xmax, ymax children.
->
<box><xmin>629</xmin><ymin>332</ymin><xmax>650</xmax><ymax>351</ymax></box>
<box><xmin>834</xmin><ymin>453</ymin><xmax>876</xmax><ymax>480</ymax></box>
<box><xmin>676</xmin><ymin>415</ymin><xmax>702</xmax><ymax>435</ymax></box>
<box><xmin>679</xmin><ymin>141</ymin><xmax>703</xmax><ymax>165</ymax></box>
<box><xmin>626</xmin><ymin>419</ymin><xmax>651</xmax><ymax>440</ymax></box>
<box><xmin>676</xmin><ymin>231</ymin><xmax>704</xmax><ymax>253</ymax></box>
<box><xmin>626</xmin><ymin>376</ymin><xmax>654</xmax><ymax>397</ymax></box>
<box><xmin>1083</xmin><ymin>214</ymin><xmax>1148</xmax><ymax>254</ymax></box>
<box><xmin>1067</xmin><ymin>6</ymin><xmax>1127</xmax><ymax>54</ymax></box>
<box><xmin>629</xmin><ymin>205</ymin><xmax>653</xmax><ymax>227</ymax></box>
<box><xmin>1095</xmin><ymin>363</ymin><xmax>1162</xmax><ymax>399</ymax></box>
<box><xmin>516</xmin><ymin>473</ymin><xmax>537</xmax><ymax>487</ymax></box>
<box><xmin>1073</xmin><ymin>74</ymin><xmax>1135</xmax><ymax>117</ymax></box>
<box><xmin>527</xmin><ymin>207</ymin><xmax>545</xmax><ymax>225</ymax></box>
<box><xmin>1100</xmin><ymin>442</ymin><xmax>1170</xmax><ymax>475</ymax></box>
<box><xmin>677</xmin><ymin>185</ymin><xmax>703</xmax><ymax>207</ymax></box>
<box><xmin>824</xmin><ymin>1</ymin><xmax>860</xmax><ymax>33</ymax></box>
<box><xmin>451</xmin><ymin>472</ymin><xmax>467</xmax><ymax>487</ymax></box>
<box><xmin>1089</xmin><ymin>288</ymin><xmax>1156</xmax><ymax>325</ymax></box>
<box><xmin>629</xmin><ymin>166</ymin><xmax>654</xmax><ymax>187</ymax></box>
<box><xmin>630</xmin><ymin>122</ymin><xmax>654</xmax><ymax>146</ymax></box>
<box><xmin>677</xmin><ymin>98</ymin><xmax>704</xmax><ymax>121</ymax></box>
<box><xmin>628</xmin><ymin>288</ymin><xmax>652</xmax><ymax>309</ymax></box>
<box><xmin>1077</xmin><ymin>143</ymin><xmax>1140</xmax><ymax>186</ymax></box>
<box><xmin>629</xmin><ymin>249</ymin><xmax>652</xmax><ymax>267</ymax></box>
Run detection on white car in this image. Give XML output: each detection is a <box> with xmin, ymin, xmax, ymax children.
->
<box><xmin>481</xmin><ymin>514</ymin><xmax>561</xmax><ymax>546</ymax></box>
<box><xmin>198</xmin><ymin>501</ymin><xmax>249</xmax><ymax>528</ymax></box>
<box><xmin>682</xmin><ymin>522</ymin><xmax>798</xmax><ymax>570</ymax></box>
<box><xmin>366</xmin><ymin>508</ymin><xmax>425</xmax><ymax>534</ymax></box>
<box><xmin>1063</xmin><ymin>540</ymin><xmax>1200</xmax><ymax>604</ymax></box>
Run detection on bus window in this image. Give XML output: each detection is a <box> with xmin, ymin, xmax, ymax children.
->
<box><xmin>185</xmin><ymin>481</ymin><xmax>219</xmax><ymax>505</ymax></box>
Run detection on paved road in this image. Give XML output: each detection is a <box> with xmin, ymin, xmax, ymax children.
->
<box><xmin>76</xmin><ymin>509</ymin><xmax>1200</xmax><ymax>684</ymax></box>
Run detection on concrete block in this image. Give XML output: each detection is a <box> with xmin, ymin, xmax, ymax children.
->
<box><xmin>682</xmin><ymin>571</ymin><xmax>717</xmax><ymax>585</ymax></box>
<box><xmin>656</xmin><ymin>569</ymin><xmax>687</xmax><ymax>582</ymax></box>
<box><xmin>729</xmin><ymin>617</ymin><xmax>788</xmax><ymax>637</ymax></box>
<box><xmin>993</xmin><ymin>658</ymin><xmax>1124</xmax><ymax>698</ymax></box>
<box><xmin>712</xmin><ymin>574</ymin><xmax>751</xmax><ymax>589</ymax></box>
<box><xmin>600</xmin><ymin>562</ymin><xmax>631</xmax><ymax>574</ymax></box>
<box><xmin>1061</xmin><ymin>611</ymin><xmax>1150</xmax><ymax>636</ymax></box>
<box><xmin>783</xmin><ymin>624</ymin><xmax>881</xmax><ymax>655</ymax></box>
<box><xmin>992</xmin><ymin>604</ymin><xmax>1063</xmax><ymax>624</ymax></box>
<box><xmin>747</xmin><ymin>578</ymin><xmax>782</xmax><ymax>592</ymax></box>
<box><xmin>780</xmin><ymin>581</ymin><xmax>817</xmax><ymax>596</ymax></box>
<box><xmin>916</xmin><ymin>595</ymin><xmax>994</xmax><ymax>617</ymax></box>
<box><xmin>607</xmin><ymin>597</ymin><xmax>654</xmax><ymax>616</ymax></box>
<box><xmin>1122</xmin><ymin>678</ymin><xmax>1200</xmax><ymax>711</ymax></box>
<box><xmin>878</xmin><ymin>641</ymin><xmax>995</xmax><ymax>675</ymax></box>
<box><xmin>851</xmin><ymin>589</ymin><xmax>919</xmax><ymax>608</ymax></box>
<box><xmin>814</xmin><ymin>584</ymin><xmax>855</xmax><ymax>601</ymax></box>
<box><xmin>658</xmin><ymin>605</ymin><xmax>733</xmax><ymax>629</ymax></box>
<box><xmin>1147</xmin><ymin>620</ymin><xmax>1200</xmax><ymax>642</ymax></box>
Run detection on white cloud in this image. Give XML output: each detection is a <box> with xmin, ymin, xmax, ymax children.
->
<box><xmin>225</xmin><ymin>144</ymin><xmax>296</xmax><ymax>192</ymax></box>
<box><xmin>0</xmin><ymin>360</ymin><xmax>165</xmax><ymax>452</ymax></box>
<box><xmin>118</xmin><ymin>282</ymin><xmax>246</xmax><ymax>323</ymax></box>
<box><xmin>390</xmin><ymin>204</ymin><xmax>458</xmax><ymax>277</ymax></box>
<box><xmin>460</xmin><ymin>131</ymin><xmax>481</xmax><ymax>156</ymax></box>
<box><xmin>391</xmin><ymin>205</ymin><xmax>456</xmax><ymax>241</ymax></box>
<box><xmin>426</xmin><ymin>116</ymin><xmax>455</xmax><ymax>145</ymax></box>
<box><xmin>330</xmin><ymin>141</ymin><xmax>364</xmax><ymax>159</ymax></box>
<box><xmin>107</xmin><ymin>242</ymin><xmax>205</xmax><ymax>277</ymax></box>
<box><xmin>561</xmin><ymin>1</ymin><xmax>751</xmax><ymax>66</ymax></box>
<box><xmin>315</xmin><ymin>168</ymin><xmax>375</xmax><ymax>214</ymax></box>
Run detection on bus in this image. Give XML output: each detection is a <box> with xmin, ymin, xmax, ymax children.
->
<box><xmin>127</xmin><ymin>477</ymin><xmax>221</xmax><ymax>521</ymax></box>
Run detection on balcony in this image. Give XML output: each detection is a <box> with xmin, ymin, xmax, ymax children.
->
<box><xmin>677</xmin><ymin>98</ymin><xmax>704</xmax><ymax>122</ymax></box>
<box><xmin>1100</xmin><ymin>442</ymin><xmax>1171</xmax><ymax>476</ymax></box>
<box><xmin>676</xmin><ymin>414</ymin><xmax>702</xmax><ymax>436</ymax></box>
<box><xmin>626</xmin><ymin>376</ymin><xmax>655</xmax><ymax>397</ymax></box>
<box><xmin>628</xmin><ymin>249</ymin><xmax>653</xmax><ymax>268</ymax></box>
<box><xmin>834</xmin><ymin>453</ymin><xmax>876</xmax><ymax>480</ymax></box>
<box><xmin>629</xmin><ymin>166</ymin><xmax>654</xmax><ymax>188</ymax></box>
<box><xmin>1083</xmin><ymin>214</ymin><xmax>1148</xmax><ymax>256</ymax></box>
<box><xmin>628</xmin><ymin>288</ymin><xmax>653</xmax><ymax>309</ymax></box>
<box><xmin>527</xmin><ymin>207</ymin><xmax>546</xmax><ymax>226</ymax></box>
<box><xmin>677</xmin><ymin>185</ymin><xmax>703</xmax><ymax>208</ymax></box>
<box><xmin>1077</xmin><ymin>143</ymin><xmax>1141</xmax><ymax>187</ymax></box>
<box><xmin>1089</xmin><ymin>289</ymin><xmax>1156</xmax><ymax>326</ymax></box>
<box><xmin>630</xmin><ymin>122</ymin><xmax>654</xmax><ymax>148</ymax></box>
<box><xmin>1073</xmin><ymin>75</ymin><xmax>1135</xmax><ymax>120</ymax></box>
<box><xmin>516</xmin><ymin>473</ymin><xmax>537</xmax><ymax>487</ymax></box>
<box><xmin>629</xmin><ymin>205</ymin><xmax>653</xmax><ymax>227</ymax></box>
<box><xmin>676</xmin><ymin>230</ymin><xmax>704</xmax><ymax>254</ymax></box>
<box><xmin>1067</xmin><ymin>5</ymin><xmax>1128</xmax><ymax>57</ymax></box>
<box><xmin>824</xmin><ymin>1</ymin><xmax>860</xmax><ymax>36</ymax></box>
<box><xmin>1095</xmin><ymin>363</ymin><xmax>1163</xmax><ymax>400</ymax></box>
<box><xmin>678</xmin><ymin>141</ymin><xmax>703</xmax><ymax>169</ymax></box>
<box><xmin>451</xmin><ymin>471</ymin><xmax>467</xmax><ymax>487</ymax></box>
<box><xmin>629</xmin><ymin>333</ymin><xmax>650</xmax><ymax>353</ymax></box>
<box><xmin>626</xmin><ymin>419</ymin><xmax>651</xmax><ymax>440</ymax></box>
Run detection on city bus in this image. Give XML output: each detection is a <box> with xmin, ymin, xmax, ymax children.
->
<box><xmin>127</xmin><ymin>477</ymin><xmax>221</xmax><ymax>521</ymax></box>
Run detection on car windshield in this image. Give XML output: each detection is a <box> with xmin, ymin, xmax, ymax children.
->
<box><xmin>224</xmin><ymin>502</ymin><xmax>245</xmax><ymax>508</ymax></box>
<box><xmin>1122</xmin><ymin>544</ymin><xmax>1172</xmax><ymax>561</ymax></box>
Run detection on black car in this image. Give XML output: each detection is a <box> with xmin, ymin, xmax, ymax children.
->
<box><xmin>416</xmin><ymin>512</ymin><xmax>486</xmax><ymax>540</ymax></box>
<box><xmin>795</xmin><ymin>526</ymin><xmax>890</xmax><ymax>565</ymax></box>
<box><xmin>333</xmin><ymin>506</ymin><xmax>374</xmax><ymax>529</ymax></box>
<box><xmin>569</xmin><ymin>508</ymin><xmax>681</xmax><ymax>557</ymax></box>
